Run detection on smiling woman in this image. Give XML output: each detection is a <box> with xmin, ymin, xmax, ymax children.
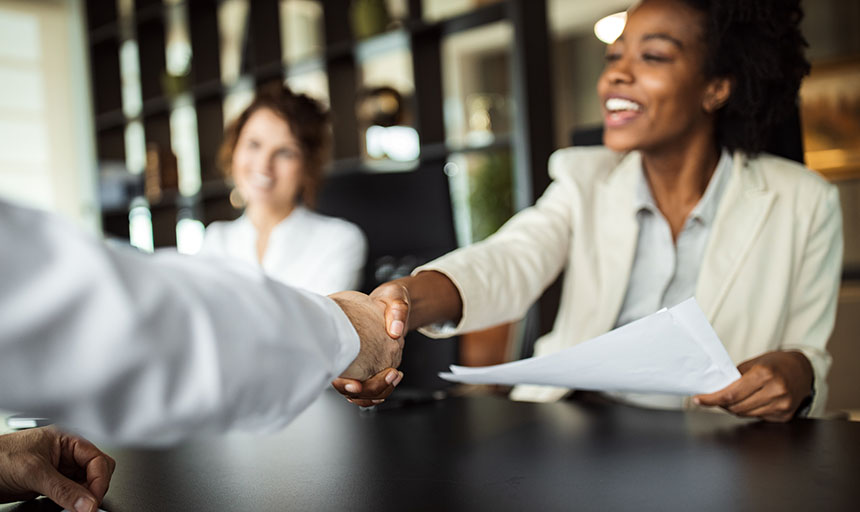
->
<box><xmin>598</xmin><ymin>0</ymin><xmax>725</xmax><ymax>157</ymax></box>
<box><xmin>335</xmin><ymin>0</ymin><xmax>844</xmax><ymax>422</ymax></box>
<box><xmin>198</xmin><ymin>86</ymin><xmax>368</xmax><ymax>295</ymax></box>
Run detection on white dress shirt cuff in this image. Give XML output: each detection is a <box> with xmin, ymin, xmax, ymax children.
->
<box><xmin>321</xmin><ymin>297</ymin><xmax>361</xmax><ymax>375</ymax></box>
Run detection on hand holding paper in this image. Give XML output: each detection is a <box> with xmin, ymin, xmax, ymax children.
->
<box><xmin>440</xmin><ymin>298</ymin><xmax>741</xmax><ymax>396</ymax></box>
<box><xmin>693</xmin><ymin>350</ymin><xmax>814</xmax><ymax>422</ymax></box>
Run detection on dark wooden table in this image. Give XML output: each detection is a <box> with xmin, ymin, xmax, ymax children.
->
<box><xmin>3</xmin><ymin>389</ymin><xmax>860</xmax><ymax>511</ymax></box>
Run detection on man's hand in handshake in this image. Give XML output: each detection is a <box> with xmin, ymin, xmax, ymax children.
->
<box><xmin>329</xmin><ymin>291</ymin><xmax>404</xmax><ymax>405</ymax></box>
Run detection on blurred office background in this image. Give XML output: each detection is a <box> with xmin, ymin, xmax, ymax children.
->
<box><xmin>0</xmin><ymin>0</ymin><xmax>858</xmax><ymax>416</ymax></box>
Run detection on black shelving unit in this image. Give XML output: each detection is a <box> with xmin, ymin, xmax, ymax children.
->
<box><xmin>84</xmin><ymin>0</ymin><xmax>556</xmax><ymax>236</ymax></box>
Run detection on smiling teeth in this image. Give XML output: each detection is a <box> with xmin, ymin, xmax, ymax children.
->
<box><xmin>605</xmin><ymin>98</ymin><xmax>643</xmax><ymax>112</ymax></box>
<box><xmin>250</xmin><ymin>173</ymin><xmax>273</xmax><ymax>189</ymax></box>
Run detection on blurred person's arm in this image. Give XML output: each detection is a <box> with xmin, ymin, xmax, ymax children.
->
<box><xmin>0</xmin><ymin>200</ymin><xmax>399</xmax><ymax>445</ymax></box>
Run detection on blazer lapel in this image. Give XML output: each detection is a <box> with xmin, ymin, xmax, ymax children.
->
<box><xmin>594</xmin><ymin>152</ymin><xmax>640</xmax><ymax>332</ymax></box>
<box><xmin>696</xmin><ymin>151</ymin><xmax>776</xmax><ymax>321</ymax></box>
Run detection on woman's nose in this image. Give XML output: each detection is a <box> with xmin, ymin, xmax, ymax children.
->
<box><xmin>604</xmin><ymin>58</ymin><xmax>633</xmax><ymax>84</ymax></box>
<box><xmin>250</xmin><ymin>151</ymin><xmax>274</xmax><ymax>173</ymax></box>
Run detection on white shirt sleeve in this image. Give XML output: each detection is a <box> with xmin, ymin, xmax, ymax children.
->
<box><xmin>0</xmin><ymin>200</ymin><xmax>359</xmax><ymax>445</ymax></box>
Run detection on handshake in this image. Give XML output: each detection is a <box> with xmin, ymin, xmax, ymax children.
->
<box><xmin>328</xmin><ymin>284</ymin><xmax>411</xmax><ymax>406</ymax></box>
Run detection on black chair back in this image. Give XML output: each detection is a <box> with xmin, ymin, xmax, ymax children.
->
<box><xmin>317</xmin><ymin>162</ymin><xmax>459</xmax><ymax>391</ymax></box>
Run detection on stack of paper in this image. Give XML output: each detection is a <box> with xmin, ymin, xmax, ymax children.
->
<box><xmin>439</xmin><ymin>298</ymin><xmax>740</xmax><ymax>395</ymax></box>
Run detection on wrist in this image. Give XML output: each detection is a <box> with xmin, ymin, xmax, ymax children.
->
<box><xmin>785</xmin><ymin>350</ymin><xmax>815</xmax><ymax>418</ymax></box>
<box><xmin>795</xmin><ymin>384</ymin><xmax>815</xmax><ymax>418</ymax></box>
<box><xmin>401</xmin><ymin>271</ymin><xmax>462</xmax><ymax>329</ymax></box>
<box><xmin>786</xmin><ymin>350</ymin><xmax>814</xmax><ymax>391</ymax></box>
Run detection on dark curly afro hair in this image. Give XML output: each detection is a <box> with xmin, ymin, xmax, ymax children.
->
<box><xmin>679</xmin><ymin>0</ymin><xmax>811</xmax><ymax>155</ymax></box>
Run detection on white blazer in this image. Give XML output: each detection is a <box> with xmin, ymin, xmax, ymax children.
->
<box><xmin>418</xmin><ymin>147</ymin><xmax>843</xmax><ymax>417</ymax></box>
<box><xmin>0</xmin><ymin>200</ymin><xmax>359</xmax><ymax>445</ymax></box>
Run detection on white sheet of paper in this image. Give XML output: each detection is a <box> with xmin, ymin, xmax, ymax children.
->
<box><xmin>439</xmin><ymin>298</ymin><xmax>741</xmax><ymax>395</ymax></box>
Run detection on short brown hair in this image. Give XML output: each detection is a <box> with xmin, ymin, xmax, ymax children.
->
<box><xmin>218</xmin><ymin>85</ymin><xmax>331</xmax><ymax>208</ymax></box>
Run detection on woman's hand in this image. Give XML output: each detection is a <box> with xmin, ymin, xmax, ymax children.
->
<box><xmin>370</xmin><ymin>281</ymin><xmax>412</xmax><ymax>339</ymax></box>
<box><xmin>331</xmin><ymin>282</ymin><xmax>410</xmax><ymax>404</ymax></box>
<box><xmin>693</xmin><ymin>350</ymin><xmax>814</xmax><ymax>422</ymax></box>
<box><xmin>332</xmin><ymin>368</ymin><xmax>404</xmax><ymax>407</ymax></box>
<box><xmin>331</xmin><ymin>273</ymin><xmax>462</xmax><ymax>405</ymax></box>
<box><xmin>0</xmin><ymin>426</ymin><xmax>116</xmax><ymax>512</ymax></box>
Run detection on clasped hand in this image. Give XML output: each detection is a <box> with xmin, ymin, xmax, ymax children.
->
<box><xmin>330</xmin><ymin>289</ymin><xmax>408</xmax><ymax>405</ymax></box>
<box><xmin>330</xmin><ymin>285</ymin><xmax>409</xmax><ymax>406</ymax></box>
<box><xmin>0</xmin><ymin>426</ymin><xmax>115</xmax><ymax>512</ymax></box>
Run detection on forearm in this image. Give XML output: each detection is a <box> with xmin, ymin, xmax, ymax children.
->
<box><xmin>0</xmin><ymin>201</ymin><xmax>360</xmax><ymax>444</ymax></box>
<box><xmin>390</xmin><ymin>271</ymin><xmax>463</xmax><ymax>330</ymax></box>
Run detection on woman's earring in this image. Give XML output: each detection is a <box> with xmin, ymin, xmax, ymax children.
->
<box><xmin>229</xmin><ymin>188</ymin><xmax>246</xmax><ymax>209</ymax></box>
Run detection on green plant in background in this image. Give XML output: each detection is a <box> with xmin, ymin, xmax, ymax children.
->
<box><xmin>350</xmin><ymin>0</ymin><xmax>391</xmax><ymax>40</ymax></box>
<box><xmin>468</xmin><ymin>150</ymin><xmax>514</xmax><ymax>242</ymax></box>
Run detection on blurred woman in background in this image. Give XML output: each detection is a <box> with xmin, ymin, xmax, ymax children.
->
<box><xmin>200</xmin><ymin>86</ymin><xmax>367</xmax><ymax>295</ymax></box>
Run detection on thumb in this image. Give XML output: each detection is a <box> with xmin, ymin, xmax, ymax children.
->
<box><xmin>384</xmin><ymin>298</ymin><xmax>409</xmax><ymax>339</ymax></box>
<box><xmin>35</xmin><ymin>467</ymin><xmax>99</xmax><ymax>512</ymax></box>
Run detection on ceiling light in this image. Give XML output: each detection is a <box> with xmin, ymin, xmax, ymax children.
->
<box><xmin>594</xmin><ymin>12</ymin><xmax>627</xmax><ymax>44</ymax></box>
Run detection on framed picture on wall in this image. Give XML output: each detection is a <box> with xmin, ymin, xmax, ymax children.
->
<box><xmin>801</xmin><ymin>56</ymin><xmax>860</xmax><ymax>182</ymax></box>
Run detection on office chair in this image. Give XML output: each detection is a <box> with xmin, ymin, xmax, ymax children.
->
<box><xmin>317</xmin><ymin>162</ymin><xmax>459</xmax><ymax>393</ymax></box>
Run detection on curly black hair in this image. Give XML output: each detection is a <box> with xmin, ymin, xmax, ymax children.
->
<box><xmin>679</xmin><ymin>0</ymin><xmax>811</xmax><ymax>154</ymax></box>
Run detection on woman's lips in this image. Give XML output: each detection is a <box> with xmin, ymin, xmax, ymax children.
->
<box><xmin>248</xmin><ymin>172</ymin><xmax>274</xmax><ymax>190</ymax></box>
<box><xmin>603</xmin><ymin>96</ymin><xmax>644</xmax><ymax>128</ymax></box>
<box><xmin>604</xmin><ymin>109</ymin><xmax>642</xmax><ymax>127</ymax></box>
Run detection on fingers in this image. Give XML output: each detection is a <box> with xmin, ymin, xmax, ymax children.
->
<box><xmin>332</xmin><ymin>377</ymin><xmax>364</xmax><ymax>395</ymax></box>
<box><xmin>724</xmin><ymin>386</ymin><xmax>778</xmax><ymax>416</ymax></box>
<box><xmin>333</xmin><ymin>368</ymin><xmax>404</xmax><ymax>405</ymax></box>
<box><xmin>694</xmin><ymin>358</ymin><xmax>804</xmax><ymax>422</ymax></box>
<box><xmin>57</xmin><ymin>433</ymin><xmax>115</xmax><ymax>503</ymax></box>
<box><xmin>742</xmin><ymin>402</ymin><xmax>795</xmax><ymax>423</ymax></box>
<box><xmin>347</xmin><ymin>399</ymin><xmax>382</xmax><ymax>407</ymax></box>
<box><xmin>84</xmin><ymin>456</ymin><xmax>113</xmax><ymax>502</ymax></box>
<box><xmin>353</xmin><ymin>368</ymin><xmax>402</xmax><ymax>400</ymax></box>
<box><xmin>372</xmin><ymin>283</ymin><xmax>410</xmax><ymax>339</ymax></box>
<box><xmin>694</xmin><ymin>370</ymin><xmax>766</xmax><ymax>408</ymax></box>
<box><xmin>78</xmin><ymin>446</ymin><xmax>115</xmax><ymax>501</ymax></box>
<box><xmin>385</xmin><ymin>300</ymin><xmax>409</xmax><ymax>339</ymax></box>
<box><xmin>359</xmin><ymin>368</ymin><xmax>402</xmax><ymax>399</ymax></box>
<box><xmin>729</xmin><ymin>378</ymin><xmax>796</xmax><ymax>421</ymax></box>
<box><xmin>33</xmin><ymin>465</ymin><xmax>99</xmax><ymax>512</ymax></box>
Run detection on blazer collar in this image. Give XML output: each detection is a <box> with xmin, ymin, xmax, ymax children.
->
<box><xmin>695</xmin><ymin>151</ymin><xmax>776</xmax><ymax>321</ymax></box>
<box><xmin>593</xmin><ymin>150</ymin><xmax>775</xmax><ymax>330</ymax></box>
<box><xmin>594</xmin><ymin>151</ymin><xmax>641</xmax><ymax>332</ymax></box>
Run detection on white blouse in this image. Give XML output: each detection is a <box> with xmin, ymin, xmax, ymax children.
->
<box><xmin>200</xmin><ymin>206</ymin><xmax>368</xmax><ymax>295</ymax></box>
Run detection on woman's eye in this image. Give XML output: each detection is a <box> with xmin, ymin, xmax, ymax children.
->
<box><xmin>642</xmin><ymin>53</ymin><xmax>670</xmax><ymax>62</ymax></box>
<box><xmin>246</xmin><ymin>140</ymin><xmax>260</xmax><ymax>149</ymax></box>
<box><xmin>604</xmin><ymin>53</ymin><xmax>621</xmax><ymax>62</ymax></box>
<box><xmin>277</xmin><ymin>149</ymin><xmax>295</xmax><ymax>159</ymax></box>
